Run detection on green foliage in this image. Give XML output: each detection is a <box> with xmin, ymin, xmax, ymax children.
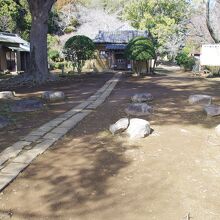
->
<box><xmin>125</xmin><ymin>37</ymin><xmax>156</xmax><ymax>75</ymax></box>
<box><xmin>123</xmin><ymin>0</ymin><xmax>191</xmax><ymax>55</ymax></box>
<box><xmin>48</xmin><ymin>50</ymin><xmax>60</xmax><ymax>62</ymax></box>
<box><xmin>125</xmin><ymin>37</ymin><xmax>156</xmax><ymax>61</ymax></box>
<box><xmin>47</xmin><ymin>34</ymin><xmax>60</xmax><ymax>49</ymax></box>
<box><xmin>0</xmin><ymin>0</ymin><xmax>31</xmax><ymax>40</ymax></box>
<box><xmin>48</xmin><ymin>8</ymin><xmax>61</xmax><ymax>34</ymax></box>
<box><xmin>0</xmin><ymin>0</ymin><xmax>20</xmax><ymax>32</ymax></box>
<box><xmin>64</xmin><ymin>26</ymin><xmax>75</xmax><ymax>34</ymax></box>
<box><xmin>63</xmin><ymin>35</ymin><xmax>95</xmax><ymax>73</ymax></box>
<box><xmin>70</xmin><ymin>17</ymin><xmax>80</xmax><ymax>27</ymax></box>
<box><xmin>175</xmin><ymin>51</ymin><xmax>196</xmax><ymax>71</ymax></box>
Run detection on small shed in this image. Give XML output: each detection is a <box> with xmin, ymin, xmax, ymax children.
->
<box><xmin>0</xmin><ymin>32</ymin><xmax>30</xmax><ymax>73</ymax></box>
<box><xmin>93</xmin><ymin>30</ymin><xmax>149</xmax><ymax>71</ymax></box>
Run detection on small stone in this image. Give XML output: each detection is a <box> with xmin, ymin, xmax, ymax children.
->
<box><xmin>204</xmin><ymin>104</ymin><xmax>220</xmax><ymax>116</ymax></box>
<box><xmin>109</xmin><ymin>118</ymin><xmax>129</xmax><ymax>135</ymax></box>
<box><xmin>0</xmin><ymin>116</ymin><xmax>9</xmax><ymax>129</ymax></box>
<box><xmin>125</xmin><ymin>103</ymin><xmax>153</xmax><ymax>116</ymax></box>
<box><xmin>189</xmin><ymin>94</ymin><xmax>212</xmax><ymax>106</ymax></box>
<box><xmin>0</xmin><ymin>91</ymin><xmax>15</xmax><ymax>99</ymax></box>
<box><xmin>215</xmin><ymin>124</ymin><xmax>220</xmax><ymax>137</ymax></box>
<box><xmin>10</xmin><ymin>99</ymin><xmax>44</xmax><ymax>112</ymax></box>
<box><xmin>126</xmin><ymin>118</ymin><xmax>151</xmax><ymax>138</ymax></box>
<box><xmin>131</xmin><ymin>93</ymin><xmax>153</xmax><ymax>103</ymax></box>
<box><xmin>42</xmin><ymin>91</ymin><xmax>65</xmax><ymax>102</ymax></box>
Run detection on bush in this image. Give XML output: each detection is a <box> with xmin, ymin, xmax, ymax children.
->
<box><xmin>63</xmin><ymin>35</ymin><xmax>95</xmax><ymax>73</ymax></box>
<box><xmin>175</xmin><ymin>52</ymin><xmax>196</xmax><ymax>71</ymax></box>
<box><xmin>64</xmin><ymin>26</ymin><xmax>75</xmax><ymax>34</ymax></box>
<box><xmin>70</xmin><ymin>17</ymin><xmax>80</xmax><ymax>27</ymax></box>
<box><xmin>50</xmin><ymin>62</ymin><xmax>66</xmax><ymax>70</ymax></box>
<box><xmin>125</xmin><ymin>36</ymin><xmax>156</xmax><ymax>75</ymax></box>
<box><xmin>48</xmin><ymin>50</ymin><xmax>60</xmax><ymax>62</ymax></box>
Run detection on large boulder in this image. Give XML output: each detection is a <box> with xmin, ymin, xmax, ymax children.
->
<box><xmin>0</xmin><ymin>91</ymin><xmax>15</xmax><ymax>99</ymax></box>
<box><xmin>189</xmin><ymin>94</ymin><xmax>212</xmax><ymax>106</ymax></box>
<box><xmin>0</xmin><ymin>116</ymin><xmax>9</xmax><ymax>129</ymax></box>
<box><xmin>42</xmin><ymin>91</ymin><xmax>65</xmax><ymax>102</ymax></box>
<box><xmin>109</xmin><ymin>118</ymin><xmax>129</xmax><ymax>135</ymax></box>
<box><xmin>10</xmin><ymin>99</ymin><xmax>44</xmax><ymax>112</ymax></box>
<box><xmin>126</xmin><ymin>118</ymin><xmax>151</xmax><ymax>138</ymax></box>
<box><xmin>215</xmin><ymin>124</ymin><xmax>220</xmax><ymax>137</ymax></box>
<box><xmin>131</xmin><ymin>93</ymin><xmax>153</xmax><ymax>103</ymax></box>
<box><xmin>204</xmin><ymin>105</ymin><xmax>220</xmax><ymax>117</ymax></box>
<box><xmin>125</xmin><ymin>103</ymin><xmax>153</xmax><ymax>116</ymax></box>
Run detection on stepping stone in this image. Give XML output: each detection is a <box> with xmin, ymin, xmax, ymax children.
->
<box><xmin>42</xmin><ymin>91</ymin><xmax>65</xmax><ymax>102</ymax></box>
<box><xmin>10</xmin><ymin>99</ymin><xmax>44</xmax><ymax>112</ymax></box>
<box><xmin>126</xmin><ymin>118</ymin><xmax>151</xmax><ymax>138</ymax></box>
<box><xmin>0</xmin><ymin>91</ymin><xmax>15</xmax><ymax>100</ymax></box>
<box><xmin>189</xmin><ymin>94</ymin><xmax>212</xmax><ymax>106</ymax></box>
<box><xmin>204</xmin><ymin>104</ymin><xmax>220</xmax><ymax>116</ymax></box>
<box><xmin>215</xmin><ymin>124</ymin><xmax>220</xmax><ymax>137</ymax></box>
<box><xmin>0</xmin><ymin>116</ymin><xmax>9</xmax><ymax>129</ymax></box>
<box><xmin>125</xmin><ymin>103</ymin><xmax>153</xmax><ymax>116</ymax></box>
<box><xmin>131</xmin><ymin>93</ymin><xmax>153</xmax><ymax>103</ymax></box>
<box><xmin>109</xmin><ymin>118</ymin><xmax>129</xmax><ymax>135</ymax></box>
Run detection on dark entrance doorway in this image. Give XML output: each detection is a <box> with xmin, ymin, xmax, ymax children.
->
<box><xmin>115</xmin><ymin>53</ymin><xmax>127</xmax><ymax>70</ymax></box>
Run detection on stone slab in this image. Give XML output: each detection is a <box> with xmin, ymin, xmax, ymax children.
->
<box><xmin>0</xmin><ymin>141</ymin><xmax>31</xmax><ymax>166</ymax></box>
<box><xmin>33</xmin><ymin>139</ymin><xmax>57</xmax><ymax>153</ymax></box>
<box><xmin>43</xmin><ymin>132</ymin><xmax>64</xmax><ymax>141</ymax></box>
<box><xmin>22</xmin><ymin>135</ymin><xmax>41</xmax><ymax>142</ymax></box>
<box><xmin>12</xmin><ymin>150</ymin><xmax>39</xmax><ymax>164</ymax></box>
<box><xmin>0</xmin><ymin>174</ymin><xmax>16</xmax><ymax>191</ymax></box>
<box><xmin>1</xmin><ymin>162</ymin><xmax>28</xmax><ymax>175</ymax></box>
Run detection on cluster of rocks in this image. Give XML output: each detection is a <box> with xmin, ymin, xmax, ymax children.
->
<box><xmin>0</xmin><ymin>90</ymin><xmax>66</xmax><ymax>129</ymax></box>
<box><xmin>189</xmin><ymin>94</ymin><xmax>220</xmax><ymax>137</ymax></box>
<box><xmin>188</xmin><ymin>94</ymin><xmax>220</xmax><ymax>117</ymax></box>
<box><xmin>125</xmin><ymin>93</ymin><xmax>154</xmax><ymax>116</ymax></box>
<box><xmin>110</xmin><ymin>93</ymin><xmax>154</xmax><ymax>139</ymax></box>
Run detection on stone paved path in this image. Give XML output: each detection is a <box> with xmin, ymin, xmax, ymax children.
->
<box><xmin>0</xmin><ymin>72</ymin><xmax>122</xmax><ymax>191</ymax></box>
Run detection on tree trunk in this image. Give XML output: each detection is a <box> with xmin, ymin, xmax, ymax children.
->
<box><xmin>206</xmin><ymin>0</ymin><xmax>220</xmax><ymax>43</ymax></box>
<box><xmin>27</xmin><ymin>0</ymin><xmax>56</xmax><ymax>84</ymax></box>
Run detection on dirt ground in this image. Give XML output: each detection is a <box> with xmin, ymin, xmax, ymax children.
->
<box><xmin>0</xmin><ymin>72</ymin><xmax>113</xmax><ymax>152</ymax></box>
<box><xmin>1</xmin><ymin>66</ymin><xmax>220</xmax><ymax>220</ymax></box>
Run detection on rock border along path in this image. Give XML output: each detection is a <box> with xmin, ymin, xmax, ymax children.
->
<box><xmin>0</xmin><ymin>72</ymin><xmax>122</xmax><ymax>191</ymax></box>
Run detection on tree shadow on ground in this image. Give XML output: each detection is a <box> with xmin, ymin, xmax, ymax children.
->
<box><xmin>0</xmin><ymin>69</ymin><xmax>219</xmax><ymax>219</ymax></box>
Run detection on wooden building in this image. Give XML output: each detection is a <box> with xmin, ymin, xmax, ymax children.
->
<box><xmin>93</xmin><ymin>30</ymin><xmax>148</xmax><ymax>71</ymax></box>
<box><xmin>0</xmin><ymin>32</ymin><xmax>30</xmax><ymax>73</ymax></box>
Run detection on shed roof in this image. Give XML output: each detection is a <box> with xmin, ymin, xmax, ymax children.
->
<box><xmin>105</xmin><ymin>44</ymin><xmax>127</xmax><ymax>50</ymax></box>
<box><xmin>0</xmin><ymin>32</ymin><xmax>27</xmax><ymax>44</ymax></box>
<box><xmin>94</xmin><ymin>30</ymin><xmax>148</xmax><ymax>44</ymax></box>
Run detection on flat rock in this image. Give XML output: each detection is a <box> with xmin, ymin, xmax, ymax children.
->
<box><xmin>10</xmin><ymin>99</ymin><xmax>44</xmax><ymax>112</ymax></box>
<box><xmin>126</xmin><ymin>118</ymin><xmax>151</xmax><ymax>138</ymax></box>
<box><xmin>215</xmin><ymin>124</ymin><xmax>220</xmax><ymax>137</ymax></box>
<box><xmin>125</xmin><ymin>103</ymin><xmax>153</xmax><ymax>116</ymax></box>
<box><xmin>131</xmin><ymin>93</ymin><xmax>153</xmax><ymax>103</ymax></box>
<box><xmin>204</xmin><ymin>104</ymin><xmax>220</xmax><ymax>117</ymax></box>
<box><xmin>189</xmin><ymin>94</ymin><xmax>212</xmax><ymax>106</ymax></box>
<box><xmin>0</xmin><ymin>91</ymin><xmax>15</xmax><ymax>99</ymax></box>
<box><xmin>0</xmin><ymin>116</ymin><xmax>9</xmax><ymax>129</ymax></box>
<box><xmin>42</xmin><ymin>91</ymin><xmax>65</xmax><ymax>102</ymax></box>
<box><xmin>109</xmin><ymin>118</ymin><xmax>129</xmax><ymax>135</ymax></box>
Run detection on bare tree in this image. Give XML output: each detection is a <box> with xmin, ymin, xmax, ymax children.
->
<box><xmin>207</xmin><ymin>0</ymin><xmax>220</xmax><ymax>43</ymax></box>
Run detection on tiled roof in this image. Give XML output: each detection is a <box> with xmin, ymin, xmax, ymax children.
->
<box><xmin>94</xmin><ymin>30</ymin><xmax>148</xmax><ymax>44</ymax></box>
<box><xmin>0</xmin><ymin>32</ymin><xmax>30</xmax><ymax>52</ymax></box>
<box><xmin>0</xmin><ymin>32</ymin><xmax>27</xmax><ymax>44</ymax></box>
